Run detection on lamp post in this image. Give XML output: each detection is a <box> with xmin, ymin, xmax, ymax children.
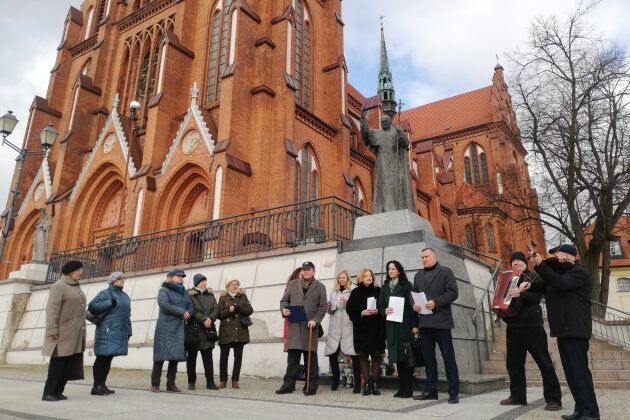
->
<box><xmin>116</xmin><ymin>100</ymin><xmax>141</xmax><ymax>238</ymax></box>
<box><xmin>0</xmin><ymin>111</ymin><xmax>58</xmax><ymax>262</ymax></box>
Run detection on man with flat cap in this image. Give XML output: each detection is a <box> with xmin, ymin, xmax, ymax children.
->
<box><xmin>525</xmin><ymin>244</ymin><xmax>600</xmax><ymax>420</ymax></box>
<box><xmin>498</xmin><ymin>252</ymin><xmax>561</xmax><ymax>411</ymax></box>
<box><xmin>42</xmin><ymin>260</ymin><xmax>86</xmax><ymax>401</ymax></box>
<box><xmin>276</xmin><ymin>261</ymin><xmax>327</xmax><ymax>395</ymax></box>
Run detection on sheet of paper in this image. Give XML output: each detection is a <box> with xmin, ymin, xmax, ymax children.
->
<box><xmin>386</xmin><ymin>296</ymin><xmax>405</xmax><ymax>323</ymax></box>
<box><xmin>411</xmin><ymin>292</ymin><xmax>433</xmax><ymax>315</ymax></box>
<box><xmin>366</xmin><ymin>297</ymin><xmax>376</xmax><ymax>310</ymax></box>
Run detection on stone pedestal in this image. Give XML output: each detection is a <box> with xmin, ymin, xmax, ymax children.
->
<box><xmin>8</xmin><ymin>262</ymin><xmax>49</xmax><ymax>283</ymax></box>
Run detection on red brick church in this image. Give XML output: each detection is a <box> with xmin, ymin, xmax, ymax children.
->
<box><xmin>0</xmin><ymin>0</ymin><xmax>544</xmax><ymax>278</ymax></box>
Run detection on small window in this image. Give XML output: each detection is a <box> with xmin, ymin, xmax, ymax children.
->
<box><xmin>618</xmin><ymin>278</ymin><xmax>630</xmax><ymax>292</ymax></box>
<box><xmin>485</xmin><ymin>224</ymin><xmax>496</xmax><ymax>252</ymax></box>
<box><xmin>610</xmin><ymin>240</ymin><xmax>623</xmax><ymax>257</ymax></box>
<box><xmin>465</xmin><ymin>224</ymin><xmax>475</xmax><ymax>250</ymax></box>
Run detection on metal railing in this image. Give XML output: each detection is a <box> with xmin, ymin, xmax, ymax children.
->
<box><xmin>471</xmin><ymin>261</ymin><xmax>502</xmax><ymax>373</ymax></box>
<box><xmin>47</xmin><ymin>196</ymin><xmax>368</xmax><ymax>283</ymax></box>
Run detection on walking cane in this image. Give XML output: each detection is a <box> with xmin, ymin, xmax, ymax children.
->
<box><xmin>305</xmin><ymin>324</ymin><xmax>314</xmax><ymax>393</ymax></box>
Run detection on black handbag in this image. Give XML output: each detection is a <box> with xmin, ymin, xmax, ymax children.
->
<box><xmin>205</xmin><ymin>324</ymin><xmax>219</xmax><ymax>343</ymax></box>
<box><xmin>239</xmin><ymin>314</ymin><xmax>253</xmax><ymax>326</ymax></box>
<box><xmin>404</xmin><ymin>336</ymin><xmax>424</xmax><ymax>368</ymax></box>
<box><xmin>184</xmin><ymin>320</ymin><xmax>200</xmax><ymax>350</ymax></box>
<box><xmin>86</xmin><ymin>290</ymin><xmax>114</xmax><ymax>326</ymax></box>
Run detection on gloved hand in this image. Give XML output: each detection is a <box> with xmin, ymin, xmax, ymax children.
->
<box><xmin>111</xmin><ymin>299</ymin><xmax>117</xmax><ymax>307</ymax></box>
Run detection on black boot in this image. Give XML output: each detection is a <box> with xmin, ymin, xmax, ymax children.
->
<box><xmin>362</xmin><ymin>378</ymin><xmax>371</xmax><ymax>396</ymax></box>
<box><xmin>371</xmin><ymin>378</ymin><xmax>381</xmax><ymax>396</ymax></box>
<box><xmin>331</xmin><ymin>375</ymin><xmax>339</xmax><ymax>391</ymax></box>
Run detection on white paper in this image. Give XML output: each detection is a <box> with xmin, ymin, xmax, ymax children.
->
<box><xmin>366</xmin><ymin>297</ymin><xmax>376</xmax><ymax>310</ymax></box>
<box><xmin>386</xmin><ymin>296</ymin><xmax>405</xmax><ymax>323</ymax></box>
<box><xmin>411</xmin><ymin>292</ymin><xmax>433</xmax><ymax>315</ymax></box>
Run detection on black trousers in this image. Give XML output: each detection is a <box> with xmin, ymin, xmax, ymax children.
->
<box><xmin>93</xmin><ymin>355</ymin><xmax>114</xmax><ymax>387</ymax></box>
<box><xmin>42</xmin><ymin>354</ymin><xmax>82</xmax><ymax>397</ymax></box>
<box><xmin>151</xmin><ymin>361</ymin><xmax>178</xmax><ymax>387</ymax></box>
<box><xmin>187</xmin><ymin>348</ymin><xmax>216</xmax><ymax>386</ymax></box>
<box><xmin>328</xmin><ymin>347</ymin><xmax>360</xmax><ymax>386</ymax></box>
<box><xmin>282</xmin><ymin>349</ymin><xmax>319</xmax><ymax>391</ymax></box>
<box><xmin>219</xmin><ymin>343</ymin><xmax>245</xmax><ymax>382</ymax></box>
<box><xmin>420</xmin><ymin>328</ymin><xmax>460</xmax><ymax>397</ymax></box>
<box><xmin>506</xmin><ymin>326</ymin><xmax>561</xmax><ymax>404</ymax></box>
<box><xmin>557</xmin><ymin>337</ymin><xmax>600</xmax><ymax>417</ymax></box>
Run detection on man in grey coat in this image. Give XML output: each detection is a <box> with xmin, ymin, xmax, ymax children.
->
<box><xmin>276</xmin><ymin>261</ymin><xmax>327</xmax><ymax>396</ymax></box>
<box><xmin>411</xmin><ymin>248</ymin><xmax>460</xmax><ymax>404</ymax></box>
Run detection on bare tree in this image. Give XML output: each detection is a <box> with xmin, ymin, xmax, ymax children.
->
<box><xmin>506</xmin><ymin>2</ymin><xmax>630</xmax><ymax>305</ymax></box>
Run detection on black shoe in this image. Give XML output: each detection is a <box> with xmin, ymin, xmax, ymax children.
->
<box><xmin>207</xmin><ymin>384</ymin><xmax>219</xmax><ymax>390</ymax></box>
<box><xmin>352</xmin><ymin>385</ymin><xmax>361</xmax><ymax>394</ymax></box>
<box><xmin>448</xmin><ymin>395</ymin><xmax>459</xmax><ymax>404</ymax></box>
<box><xmin>371</xmin><ymin>380</ymin><xmax>381</xmax><ymax>396</ymax></box>
<box><xmin>303</xmin><ymin>388</ymin><xmax>317</xmax><ymax>396</ymax></box>
<box><xmin>91</xmin><ymin>385</ymin><xmax>109</xmax><ymax>396</ymax></box>
<box><xmin>561</xmin><ymin>414</ymin><xmax>581</xmax><ymax>420</ymax></box>
<box><xmin>103</xmin><ymin>386</ymin><xmax>115</xmax><ymax>395</ymax></box>
<box><xmin>393</xmin><ymin>390</ymin><xmax>402</xmax><ymax>397</ymax></box>
<box><xmin>362</xmin><ymin>384</ymin><xmax>371</xmax><ymax>396</ymax></box>
<box><xmin>275</xmin><ymin>386</ymin><xmax>294</xmax><ymax>394</ymax></box>
<box><xmin>331</xmin><ymin>380</ymin><xmax>339</xmax><ymax>391</ymax></box>
<box><xmin>56</xmin><ymin>394</ymin><xmax>68</xmax><ymax>400</ymax></box>
<box><xmin>413</xmin><ymin>391</ymin><xmax>438</xmax><ymax>401</ymax></box>
<box><xmin>187</xmin><ymin>383</ymin><xmax>195</xmax><ymax>390</ymax></box>
<box><xmin>394</xmin><ymin>391</ymin><xmax>412</xmax><ymax>398</ymax></box>
<box><xmin>42</xmin><ymin>395</ymin><xmax>59</xmax><ymax>402</ymax></box>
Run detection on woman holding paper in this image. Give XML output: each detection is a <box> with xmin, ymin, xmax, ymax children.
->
<box><xmin>324</xmin><ymin>271</ymin><xmax>360</xmax><ymax>392</ymax></box>
<box><xmin>379</xmin><ymin>260</ymin><xmax>417</xmax><ymax>398</ymax></box>
<box><xmin>347</xmin><ymin>268</ymin><xmax>385</xmax><ymax>396</ymax></box>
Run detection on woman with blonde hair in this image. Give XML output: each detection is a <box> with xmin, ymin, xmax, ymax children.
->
<box><xmin>217</xmin><ymin>278</ymin><xmax>254</xmax><ymax>389</ymax></box>
<box><xmin>347</xmin><ymin>268</ymin><xmax>386</xmax><ymax>395</ymax></box>
<box><xmin>324</xmin><ymin>271</ymin><xmax>360</xmax><ymax>392</ymax></box>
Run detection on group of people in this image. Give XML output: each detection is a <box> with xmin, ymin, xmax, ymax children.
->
<box><xmin>276</xmin><ymin>248</ymin><xmax>461</xmax><ymax>404</ymax></box>
<box><xmin>41</xmin><ymin>261</ymin><xmax>253</xmax><ymax>401</ymax></box>
<box><xmin>500</xmin><ymin>245</ymin><xmax>600</xmax><ymax>420</ymax></box>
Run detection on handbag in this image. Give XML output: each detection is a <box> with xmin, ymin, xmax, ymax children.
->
<box><xmin>86</xmin><ymin>290</ymin><xmax>115</xmax><ymax>326</ymax></box>
<box><xmin>184</xmin><ymin>320</ymin><xmax>200</xmax><ymax>350</ymax></box>
<box><xmin>403</xmin><ymin>335</ymin><xmax>424</xmax><ymax>368</ymax></box>
<box><xmin>239</xmin><ymin>314</ymin><xmax>253</xmax><ymax>326</ymax></box>
<box><xmin>205</xmin><ymin>324</ymin><xmax>219</xmax><ymax>343</ymax></box>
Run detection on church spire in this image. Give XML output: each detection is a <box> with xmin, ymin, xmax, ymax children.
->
<box><xmin>378</xmin><ymin>20</ymin><xmax>397</xmax><ymax>118</ymax></box>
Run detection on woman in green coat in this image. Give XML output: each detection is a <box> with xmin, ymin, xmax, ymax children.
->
<box><xmin>186</xmin><ymin>274</ymin><xmax>220</xmax><ymax>390</ymax></box>
<box><xmin>379</xmin><ymin>260</ymin><xmax>418</xmax><ymax>398</ymax></box>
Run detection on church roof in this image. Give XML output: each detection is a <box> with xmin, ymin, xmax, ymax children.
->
<box><xmin>401</xmin><ymin>86</ymin><xmax>493</xmax><ymax>141</ymax></box>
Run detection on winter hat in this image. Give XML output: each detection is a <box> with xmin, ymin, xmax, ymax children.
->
<box><xmin>509</xmin><ymin>252</ymin><xmax>528</xmax><ymax>265</ymax></box>
<box><xmin>193</xmin><ymin>273</ymin><xmax>207</xmax><ymax>287</ymax></box>
<box><xmin>548</xmin><ymin>244</ymin><xmax>577</xmax><ymax>257</ymax></box>
<box><xmin>225</xmin><ymin>278</ymin><xmax>240</xmax><ymax>289</ymax></box>
<box><xmin>108</xmin><ymin>271</ymin><xmax>125</xmax><ymax>284</ymax></box>
<box><xmin>61</xmin><ymin>260</ymin><xmax>83</xmax><ymax>275</ymax></box>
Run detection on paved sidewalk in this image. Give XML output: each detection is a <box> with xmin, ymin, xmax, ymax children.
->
<box><xmin>0</xmin><ymin>365</ymin><xmax>623</xmax><ymax>419</ymax></box>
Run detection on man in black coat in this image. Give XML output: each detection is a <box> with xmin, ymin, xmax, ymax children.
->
<box><xmin>411</xmin><ymin>248</ymin><xmax>460</xmax><ymax>404</ymax></box>
<box><xmin>525</xmin><ymin>244</ymin><xmax>600</xmax><ymax>420</ymax></box>
<box><xmin>499</xmin><ymin>251</ymin><xmax>562</xmax><ymax>411</ymax></box>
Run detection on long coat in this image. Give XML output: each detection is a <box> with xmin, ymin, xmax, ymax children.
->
<box><xmin>412</xmin><ymin>263</ymin><xmax>459</xmax><ymax>329</ymax></box>
<box><xmin>217</xmin><ymin>289</ymin><xmax>254</xmax><ymax>346</ymax></box>
<box><xmin>346</xmin><ymin>284</ymin><xmax>385</xmax><ymax>355</ymax></box>
<box><xmin>280</xmin><ymin>278</ymin><xmax>327</xmax><ymax>352</ymax></box>
<box><xmin>153</xmin><ymin>282</ymin><xmax>193</xmax><ymax>362</ymax></box>
<box><xmin>379</xmin><ymin>278</ymin><xmax>417</xmax><ymax>363</ymax></box>
<box><xmin>88</xmin><ymin>284</ymin><xmax>132</xmax><ymax>357</ymax></box>
<box><xmin>188</xmin><ymin>287</ymin><xmax>220</xmax><ymax>350</ymax></box>
<box><xmin>533</xmin><ymin>260</ymin><xmax>592</xmax><ymax>339</ymax></box>
<box><xmin>42</xmin><ymin>275</ymin><xmax>86</xmax><ymax>358</ymax></box>
<box><xmin>324</xmin><ymin>288</ymin><xmax>356</xmax><ymax>356</ymax></box>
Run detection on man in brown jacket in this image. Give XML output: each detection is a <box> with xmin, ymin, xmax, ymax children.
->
<box><xmin>42</xmin><ymin>260</ymin><xmax>87</xmax><ymax>401</ymax></box>
<box><xmin>276</xmin><ymin>261</ymin><xmax>327</xmax><ymax>396</ymax></box>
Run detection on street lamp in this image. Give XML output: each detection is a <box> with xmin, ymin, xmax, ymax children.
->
<box><xmin>0</xmin><ymin>114</ymin><xmax>58</xmax><ymax>262</ymax></box>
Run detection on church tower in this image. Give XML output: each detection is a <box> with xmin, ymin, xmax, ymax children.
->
<box><xmin>377</xmin><ymin>23</ymin><xmax>397</xmax><ymax>118</ymax></box>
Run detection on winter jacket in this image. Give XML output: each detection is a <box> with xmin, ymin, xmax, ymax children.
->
<box><xmin>280</xmin><ymin>278</ymin><xmax>327</xmax><ymax>352</ymax></box>
<box><xmin>503</xmin><ymin>270</ymin><xmax>545</xmax><ymax>329</ymax></box>
<box><xmin>42</xmin><ymin>275</ymin><xmax>86</xmax><ymax>358</ymax></box>
<box><xmin>379</xmin><ymin>278</ymin><xmax>418</xmax><ymax>364</ymax></box>
<box><xmin>346</xmin><ymin>284</ymin><xmax>385</xmax><ymax>355</ymax></box>
<box><xmin>153</xmin><ymin>282</ymin><xmax>194</xmax><ymax>362</ymax></box>
<box><xmin>188</xmin><ymin>287</ymin><xmax>220</xmax><ymax>350</ymax></box>
<box><xmin>412</xmin><ymin>263</ymin><xmax>458</xmax><ymax>329</ymax></box>
<box><xmin>533</xmin><ymin>259</ymin><xmax>592</xmax><ymax>339</ymax></box>
<box><xmin>324</xmin><ymin>288</ymin><xmax>356</xmax><ymax>356</ymax></box>
<box><xmin>218</xmin><ymin>290</ymin><xmax>254</xmax><ymax>346</ymax></box>
<box><xmin>89</xmin><ymin>284</ymin><xmax>132</xmax><ymax>357</ymax></box>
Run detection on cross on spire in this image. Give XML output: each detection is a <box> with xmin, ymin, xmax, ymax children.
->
<box><xmin>379</xmin><ymin>15</ymin><xmax>385</xmax><ymax>28</ymax></box>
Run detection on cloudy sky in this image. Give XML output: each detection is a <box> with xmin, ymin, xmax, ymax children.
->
<box><xmin>0</xmin><ymin>0</ymin><xmax>628</xmax><ymax>208</ymax></box>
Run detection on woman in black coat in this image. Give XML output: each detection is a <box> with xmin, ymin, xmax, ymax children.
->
<box><xmin>347</xmin><ymin>268</ymin><xmax>386</xmax><ymax>396</ymax></box>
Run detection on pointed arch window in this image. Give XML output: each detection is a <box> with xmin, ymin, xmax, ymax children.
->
<box><xmin>485</xmin><ymin>223</ymin><xmax>496</xmax><ymax>252</ymax></box>
<box><xmin>295</xmin><ymin>144</ymin><xmax>320</xmax><ymax>202</ymax></box>
<box><xmin>464</xmin><ymin>143</ymin><xmax>489</xmax><ymax>186</ymax></box>
<box><xmin>212</xmin><ymin>166</ymin><xmax>223</xmax><ymax>219</ymax></box>
<box><xmin>352</xmin><ymin>178</ymin><xmax>366</xmax><ymax>210</ymax></box>
<box><xmin>496</xmin><ymin>172</ymin><xmax>504</xmax><ymax>195</ymax></box>
<box><xmin>206</xmin><ymin>0</ymin><xmax>234</xmax><ymax>104</ymax></box>
<box><xmin>294</xmin><ymin>0</ymin><xmax>312</xmax><ymax>110</ymax></box>
<box><xmin>84</xmin><ymin>7</ymin><xmax>95</xmax><ymax>39</ymax></box>
<box><xmin>137</xmin><ymin>51</ymin><xmax>150</xmax><ymax>98</ymax></box>
<box><xmin>465</xmin><ymin>224</ymin><xmax>475</xmax><ymax>250</ymax></box>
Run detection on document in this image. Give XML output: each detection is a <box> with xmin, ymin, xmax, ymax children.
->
<box><xmin>386</xmin><ymin>296</ymin><xmax>405</xmax><ymax>323</ymax></box>
<box><xmin>366</xmin><ymin>297</ymin><xmax>376</xmax><ymax>310</ymax></box>
<box><xmin>411</xmin><ymin>292</ymin><xmax>433</xmax><ymax>315</ymax></box>
<box><xmin>288</xmin><ymin>305</ymin><xmax>307</xmax><ymax>322</ymax></box>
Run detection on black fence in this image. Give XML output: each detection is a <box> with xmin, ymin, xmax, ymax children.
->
<box><xmin>47</xmin><ymin>196</ymin><xmax>368</xmax><ymax>283</ymax></box>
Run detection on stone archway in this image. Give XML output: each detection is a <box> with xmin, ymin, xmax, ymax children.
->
<box><xmin>4</xmin><ymin>209</ymin><xmax>40</xmax><ymax>274</ymax></box>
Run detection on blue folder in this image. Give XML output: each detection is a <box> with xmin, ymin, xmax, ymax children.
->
<box><xmin>288</xmin><ymin>305</ymin><xmax>307</xmax><ymax>322</ymax></box>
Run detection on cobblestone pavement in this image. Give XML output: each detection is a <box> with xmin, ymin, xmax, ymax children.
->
<box><xmin>0</xmin><ymin>365</ymin><xmax>623</xmax><ymax>419</ymax></box>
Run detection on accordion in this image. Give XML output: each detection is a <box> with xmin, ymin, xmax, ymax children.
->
<box><xmin>491</xmin><ymin>271</ymin><xmax>521</xmax><ymax>318</ymax></box>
